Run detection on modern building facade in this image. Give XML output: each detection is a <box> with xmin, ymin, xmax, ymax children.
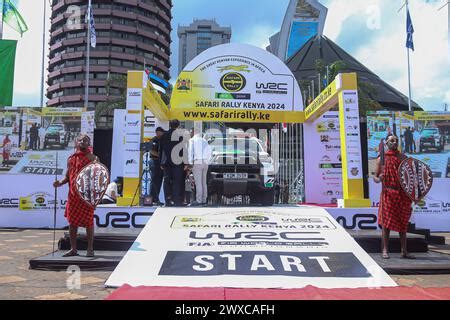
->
<box><xmin>46</xmin><ymin>0</ymin><xmax>172</xmax><ymax>111</ymax></box>
<box><xmin>267</xmin><ymin>0</ymin><xmax>327</xmax><ymax>61</ymax></box>
<box><xmin>177</xmin><ymin>19</ymin><xmax>231</xmax><ymax>74</ymax></box>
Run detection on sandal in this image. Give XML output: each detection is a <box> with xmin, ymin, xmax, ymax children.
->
<box><xmin>382</xmin><ymin>252</ymin><xmax>390</xmax><ymax>259</ymax></box>
<box><xmin>86</xmin><ymin>250</ymin><xmax>95</xmax><ymax>257</ymax></box>
<box><xmin>62</xmin><ymin>250</ymin><xmax>79</xmax><ymax>258</ymax></box>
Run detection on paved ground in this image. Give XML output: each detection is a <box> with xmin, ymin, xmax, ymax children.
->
<box><xmin>0</xmin><ymin>229</ymin><xmax>450</xmax><ymax>300</ymax></box>
<box><xmin>0</xmin><ymin>229</ymin><xmax>114</xmax><ymax>300</ymax></box>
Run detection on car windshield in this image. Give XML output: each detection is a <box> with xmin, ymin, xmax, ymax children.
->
<box><xmin>422</xmin><ymin>129</ymin><xmax>438</xmax><ymax>135</ymax></box>
<box><xmin>47</xmin><ymin>125</ymin><xmax>64</xmax><ymax>131</ymax></box>
<box><xmin>210</xmin><ymin>138</ymin><xmax>263</xmax><ymax>154</ymax></box>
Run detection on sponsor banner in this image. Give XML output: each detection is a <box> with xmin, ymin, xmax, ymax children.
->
<box><xmin>111</xmin><ymin>109</ymin><xmax>168</xmax><ymax>181</ymax></box>
<box><xmin>304</xmin><ymin>81</ymin><xmax>338</xmax><ymax>121</ymax></box>
<box><xmin>126</xmin><ymin>89</ymin><xmax>143</xmax><ymax>112</ymax></box>
<box><xmin>41</xmin><ymin>108</ymin><xmax>83</xmax><ymax>117</ymax></box>
<box><xmin>367</xmin><ymin>111</ymin><xmax>450</xmax><ymax>231</ymax></box>
<box><xmin>369</xmin><ymin>180</ymin><xmax>450</xmax><ymax>232</ymax></box>
<box><xmin>111</xmin><ymin>109</ymin><xmax>126</xmax><ymax>181</ymax></box>
<box><xmin>106</xmin><ymin>207</ymin><xmax>396</xmax><ymax>288</ymax></box>
<box><xmin>123</xmin><ymin>113</ymin><xmax>142</xmax><ymax>178</ymax></box>
<box><xmin>0</xmin><ymin>174</ymin><xmax>68</xmax><ymax>228</ymax></box>
<box><xmin>0</xmin><ymin>174</ymin><xmax>156</xmax><ymax>228</ymax></box>
<box><xmin>9</xmin><ymin>151</ymin><xmax>71</xmax><ymax>175</ymax></box>
<box><xmin>326</xmin><ymin>208</ymin><xmax>380</xmax><ymax>231</ymax></box>
<box><xmin>0</xmin><ymin>107</ymin><xmax>93</xmax><ymax>175</ymax></box>
<box><xmin>303</xmin><ymin>111</ymin><xmax>343</xmax><ymax>204</ymax></box>
<box><xmin>170</xmin><ymin>43</ymin><xmax>304</xmax><ymax>123</ymax></box>
<box><xmin>342</xmin><ymin>91</ymin><xmax>363</xmax><ymax>179</ymax></box>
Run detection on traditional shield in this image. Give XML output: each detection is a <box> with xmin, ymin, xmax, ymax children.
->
<box><xmin>75</xmin><ymin>162</ymin><xmax>110</xmax><ymax>208</ymax></box>
<box><xmin>398</xmin><ymin>158</ymin><xmax>433</xmax><ymax>202</ymax></box>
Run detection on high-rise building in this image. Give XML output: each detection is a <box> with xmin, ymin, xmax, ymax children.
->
<box><xmin>267</xmin><ymin>0</ymin><xmax>327</xmax><ymax>61</ymax></box>
<box><xmin>46</xmin><ymin>0</ymin><xmax>172</xmax><ymax>113</ymax></box>
<box><xmin>177</xmin><ymin>19</ymin><xmax>231</xmax><ymax>74</ymax></box>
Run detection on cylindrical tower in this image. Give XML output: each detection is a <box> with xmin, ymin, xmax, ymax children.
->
<box><xmin>46</xmin><ymin>0</ymin><xmax>172</xmax><ymax>112</ymax></box>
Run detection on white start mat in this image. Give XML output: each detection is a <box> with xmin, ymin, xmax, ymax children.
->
<box><xmin>105</xmin><ymin>207</ymin><xmax>396</xmax><ymax>289</ymax></box>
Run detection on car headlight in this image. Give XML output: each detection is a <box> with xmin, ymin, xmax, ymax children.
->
<box><xmin>259</xmin><ymin>154</ymin><xmax>272</xmax><ymax>164</ymax></box>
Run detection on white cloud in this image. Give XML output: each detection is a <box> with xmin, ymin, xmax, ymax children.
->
<box><xmin>233</xmin><ymin>24</ymin><xmax>279</xmax><ymax>49</ymax></box>
<box><xmin>323</xmin><ymin>0</ymin><xmax>378</xmax><ymax>40</ymax></box>
<box><xmin>352</xmin><ymin>0</ymin><xmax>449</xmax><ymax>110</ymax></box>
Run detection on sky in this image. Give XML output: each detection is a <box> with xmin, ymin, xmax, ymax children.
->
<box><xmin>2</xmin><ymin>0</ymin><xmax>449</xmax><ymax>110</ymax></box>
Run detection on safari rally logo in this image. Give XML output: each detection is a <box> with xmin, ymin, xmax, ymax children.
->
<box><xmin>19</xmin><ymin>192</ymin><xmax>59</xmax><ymax>211</ymax></box>
<box><xmin>220</xmin><ymin>72</ymin><xmax>247</xmax><ymax>92</ymax></box>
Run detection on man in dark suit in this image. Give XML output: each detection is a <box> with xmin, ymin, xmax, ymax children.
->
<box><xmin>159</xmin><ymin>120</ymin><xmax>187</xmax><ymax>206</ymax></box>
<box><xmin>149</xmin><ymin>127</ymin><xmax>165</xmax><ymax>205</ymax></box>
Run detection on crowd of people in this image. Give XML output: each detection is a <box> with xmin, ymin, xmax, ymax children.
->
<box><xmin>401</xmin><ymin>127</ymin><xmax>421</xmax><ymax>154</ymax></box>
<box><xmin>153</xmin><ymin>120</ymin><xmax>212</xmax><ymax>207</ymax></box>
<box><xmin>103</xmin><ymin>120</ymin><xmax>213</xmax><ymax>207</ymax></box>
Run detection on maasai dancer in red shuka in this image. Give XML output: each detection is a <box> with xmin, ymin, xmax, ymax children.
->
<box><xmin>54</xmin><ymin>134</ymin><xmax>98</xmax><ymax>257</ymax></box>
<box><xmin>2</xmin><ymin>135</ymin><xmax>11</xmax><ymax>167</ymax></box>
<box><xmin>374</xmin><ymin>135</ymin><xmax>415</xmax><ymax>260</ymax></box>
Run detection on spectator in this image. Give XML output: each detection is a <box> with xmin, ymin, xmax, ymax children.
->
<box><xmin>38</xmin><ymin>125</ymin><xmax>46</xmax><ymax>150</ymax></box>
<box><xmin>274</xmin><ymin>181</ymin><xmax>281</xmax><ymax>205</ymax></box>
<box><xmin>149</xmin><ymin>127</ymin><xmax>165</xmax><ymax>206</ymax></box>
<box><xmin>184</xmin><ymin>170</ymin><xmax>195</xmax><ymax>205</ymax></box>
<box><xmin>101</xmin><ymin>178</ymin><xmax>120</xmax><ymax>204</ymax></box>
<box><xmin>282</xmin><ymin>180</ymin><xmax>290</xmax><ymax>204</ymax></box>
<box><xmin>404</xmin><ymin>127</ymin><xmax>413</xmax><ymax>153</ymax></box>
<box><xmin>188</xmin><ymin>124</ymin><xmax>212</xmax><ymax>206</ymax></box>
<box><xmin>413</xmin><ymin>129</ymin><xmax>421</xmax><ymax>154</ymax></box>
<box><xmin>29</xmin><ymin>123</ymin><xmax>38</xmax><ymax>150</ymax></box>
<box><xmin>159</xmin><ymin>120</ymin><xmax>187</xmax><ymax>207</ymax></box>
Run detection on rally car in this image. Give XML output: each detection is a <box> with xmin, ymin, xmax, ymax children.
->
<box><xmin>43</xmin><ymin>123</ymin><xmax>70</xmax><ymax>149</ymax></box>
<box><xmin>206</xmin><ymin>136</ymin><xmax>275</xmax><ymax>206</ymax></box>
<box><xmin>419</xmin><ymin>128</ymin><xmax>445</xmax><ymax>153</ymax></box>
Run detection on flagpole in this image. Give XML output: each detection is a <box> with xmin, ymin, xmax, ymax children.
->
<box><xmin>0</xmin><ymin>0</ymin><xmax>4</xmax><ymax>39</ymax></box>
<box><xmin>407</xmin><ymin>41</ymin><xmax>412</xmax><ymax>112</ymax></box>
<box><xmin>84</xmin><ymin>0</ymin><xmax>92</xmax><ymax>110</ymax></box>
<box><xmin>40</xmin><ymin>0</ymin><xmax>47</xmax><ymax>107</ymax></box>
<box><xmin>406</xmin><ymin>0</ymin><xmax>412</xmax><ymax>112</ymax></box>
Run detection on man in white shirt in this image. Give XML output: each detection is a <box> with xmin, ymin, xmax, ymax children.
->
<box><xmin>187</xmin><ymin>123</ymin><xmax>212</xmax><ymax>206</ymax></box>
<box><xmin>38</xmin><ymin>125</ymin><xmax>46</xmax><ymax>150</ymax></box>
<box><xmin>413</xmin><ymin>129</ymin><xmax>421</xmax><ymax>154</ymax></box>
<box><xmin>101</xmin><ymin>179</ymin><xmax>119</xmax><ymax>204</ymax></box>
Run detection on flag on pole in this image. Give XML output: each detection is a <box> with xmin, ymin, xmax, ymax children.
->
<box><xmin>406</xmin><ymin>8</ymin><xmax>414</xmax><ymax>51</ymax></box>
<box><xmin>86</xmin><ymin>2</ymin><xmax>96</xmax><ymax>48</ymax></box>
<box><xmin>2</xmin><ymin>0</ymin><xmax>28</xmax><ymax>36</ymax></box>
<box><xmin>0</xmin><ymin>40</ymin><xmax>17</xmax><ymax>106</ymax></box>
<box><xmin>145</xmin><ymin>68</ymin><xmax>168</xmax><ymax>94</ymax></box>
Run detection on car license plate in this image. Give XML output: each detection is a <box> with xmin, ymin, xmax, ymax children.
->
<box><xmin>224</xmin><ymin>173</ymin><xmax>248</xmax><ymax>180</ymax></box>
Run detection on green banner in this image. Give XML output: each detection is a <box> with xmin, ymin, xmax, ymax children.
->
<box><xmin>0</xmin><ymin>40</ymin><xmax>17</xmax><ymax>106</ymax></box>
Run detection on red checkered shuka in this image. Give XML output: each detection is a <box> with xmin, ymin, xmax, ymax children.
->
<box><xmin>378</xmin><ymin>150</ymin><xmax>412</xmax><ymax>233</ymax></box>
<box><xmin>64</xmin><ymin>150</ymin><xmax>95</xmax><ymax>228</ymax></box>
